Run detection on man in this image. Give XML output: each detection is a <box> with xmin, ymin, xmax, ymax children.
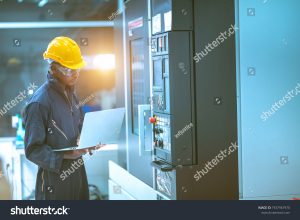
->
<box><xmin>24</xmin><ymin>36</ymin><xmax>96</xmax><ymax>200</ymax></box>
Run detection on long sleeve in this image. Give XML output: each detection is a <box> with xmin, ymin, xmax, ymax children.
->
<box><xmin>24</xmin><ymin>102</ymin><xmax>64</xmax><ymax>173</ymax></box>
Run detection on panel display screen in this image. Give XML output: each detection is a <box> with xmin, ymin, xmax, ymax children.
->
<box><xmin>130</xmin><ymin>38</ymin><xmax>146</xmax><ymax>135</ymax></box>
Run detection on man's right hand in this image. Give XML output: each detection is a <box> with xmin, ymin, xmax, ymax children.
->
<box><xmin>63</xmin><ymin>149</ymin><xmax>89</xmax><ymax>159</ymax></box>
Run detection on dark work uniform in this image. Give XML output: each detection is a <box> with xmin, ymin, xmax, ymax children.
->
<box><xmin>24</xmin><ymin>73</ymin><xmax>89</xmax><ymax>200</ymax></box>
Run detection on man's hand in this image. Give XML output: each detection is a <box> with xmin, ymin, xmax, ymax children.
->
<box><xmin>89</xmin><ymin>144</ymin><xmax>106</xmax><ymax>151</ymax></box>
<box><xmin>87</xmin><ymin>144</ymin><xmax>106</xmax><ymax>155</ymax></box>
<box><xmin>64</xmin><ymin>149</ymin><xmax>89</xmax><ymax>159</ymax></box>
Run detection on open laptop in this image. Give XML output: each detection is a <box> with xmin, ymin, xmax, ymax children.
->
<box><xmin>53</xmin><ymin>108</ymin><xmax>125</xmax><ymax>151</ymax></box>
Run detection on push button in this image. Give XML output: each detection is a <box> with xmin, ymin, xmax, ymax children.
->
<box><xmin>149</xmin><ymin>117</ymin><xmax>157</xmax><ymax>124</ymax></box>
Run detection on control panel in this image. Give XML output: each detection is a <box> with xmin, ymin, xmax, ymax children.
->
<box><xmin>150</xmin><ymin>0</ymin><xmax>195</xmax><ymax>199</ymax></box>
<box><xmin>150</xmin><ymin>31</ymin><xmax>194</xmax><ymax>166</ymax></box>
<box><xmin>152</xmin><ymin>114</ymin><xmax>171</xmax><ymax>152</ymax></box>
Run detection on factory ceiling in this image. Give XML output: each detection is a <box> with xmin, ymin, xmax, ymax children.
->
<box><xmin>0</xmin><ymin>0</ymin><xmax>117</xmax><ymax>21</ymax></box>
<box><xmin>0</xmin><ymin>0</ymin><xmax>117</xmax><ymax>64</ymax></box>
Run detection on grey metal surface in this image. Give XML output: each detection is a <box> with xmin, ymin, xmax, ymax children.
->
<box><xmin>114</xmin><ymin>1</ymin><xmax>127</xmax><ymax>169</ymax></box>
<box><xmin>124</xmin><ymin>0</ymin><xmax>153</xmax><ymax>186</ymax></box>
<box><xmin>236</xmin><ymin>0</ymin><xmax>300</xmax><ymax>199</ymax></box>
<box><xmin>151</xmin><ymin>0</ymin><xmax>193</xmax><ymax>33</ymax></box>
<box><xmin>191</xmin><ymin>0</ymin><xmax>238</xmax><ymax>200</ymax></box>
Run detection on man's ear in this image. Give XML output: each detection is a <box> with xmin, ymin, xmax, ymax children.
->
<box><xmin>50</xmin><ymin>63</ymin><xmax>57</xmax><ymax>75</ymax></box>
<box><xmin>50</xmin><ymin>64</ymin><xmax>54</xmax><ymax>71</ymax></box>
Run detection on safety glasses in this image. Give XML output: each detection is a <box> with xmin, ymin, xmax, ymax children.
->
<box><xmin>56</xmin><ymin>64</ymin><xmax>80</xmax><ymax>77</ymax></box>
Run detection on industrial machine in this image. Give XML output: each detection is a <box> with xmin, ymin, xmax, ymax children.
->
<box><xmin>115</xmin><ymin>0</ymin><xmax>238</xmax><ymax>200</ymax></box>
<box><xmin>114</xmin><ymin>0</ymin><xmax>300</xmax><ymax>200</ymax></box>
<box><xmin>148</xmin><ymin>0</ymin><xmax>238</xmax><ymax>200</ymax></box>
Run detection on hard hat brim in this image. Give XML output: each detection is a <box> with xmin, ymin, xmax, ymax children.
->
<box><xmin>62</xmin><ymin>59</ymin><xmax>86</xmax><ymax>70</ymax></box>
<box><xmin>43</xmin><ymin>51</ymin><xmax>86</xmax><ymax>70</ymax></box>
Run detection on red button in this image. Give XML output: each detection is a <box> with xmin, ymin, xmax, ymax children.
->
<box><xmin>149</xmin><ymin>117</ymin><xmax>157</xmax><ymax>124</ymax></box>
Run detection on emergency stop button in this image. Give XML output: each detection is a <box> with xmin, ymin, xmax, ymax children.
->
<box><xmin>149</xmin><ymin>117</ymin><xmax>157</xmax><ymax>124</ymax></box>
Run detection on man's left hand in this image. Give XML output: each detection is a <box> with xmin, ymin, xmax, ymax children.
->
<box><xmin>87</xmin><ymin>144</ymin><xmax>106</xmax><ymax>155</ymax></box>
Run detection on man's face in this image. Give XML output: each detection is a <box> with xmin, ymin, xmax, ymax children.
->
<box><xmin>51</xmin><ymin>62</ymin><xmax>80</xmax><ymax>87</ymax></box>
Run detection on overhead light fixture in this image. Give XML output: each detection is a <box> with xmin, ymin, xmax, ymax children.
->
<box><xmin>38</xmin><ymin>0</ymin><xmax>48</xmax><ymax>7</ymax></box>
<box><xmin>7</xmin><ymin>57</ymin><xmax>21</xmax><ymax>66</ymax></box>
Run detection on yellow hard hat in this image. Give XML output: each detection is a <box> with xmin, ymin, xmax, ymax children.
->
<box><xmin>43</xmin><ymin>36</ymin><xmax>86</xmax><ymax>69</ymax></box>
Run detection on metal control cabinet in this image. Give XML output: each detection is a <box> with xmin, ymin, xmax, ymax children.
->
<box><xmin>150</xmin><ymin>0</ymin><xmax>196</xmax><ymax>199</ymax></box>
<box><xmin>118</xmin><ymin>0</ymin><xmax>239</xmax><ymax>199</ymax></box>
<box><xmin>151</xmin><ymin>0</ymin><xmax>238</xmax><ymax>200</ymax></box>
<box><xmin>151</xmin><ymin>32</ymin><xmax>194</xmax><ymax>166</ymax></box>
<box><xmin>117</xmin><ymin>0</ymin><xmax>300</xmax><ymax>200</ymax></box>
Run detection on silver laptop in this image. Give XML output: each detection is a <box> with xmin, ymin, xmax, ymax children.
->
<box><xmin>53</xmin><ymin>108</ymin><xmax>125</xmax><ymax>151</ymax></box>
